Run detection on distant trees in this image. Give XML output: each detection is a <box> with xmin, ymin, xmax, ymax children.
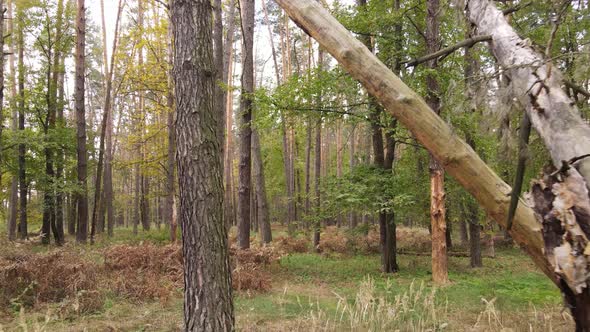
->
<box><xmin>171</xmin><ymin>0</ymin><xmax>234</xmax><ymax>329</ymax></box>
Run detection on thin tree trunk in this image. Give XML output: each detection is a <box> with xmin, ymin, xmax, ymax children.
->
<box><xmin>223</xmin><ymin>0</ymin><xmax>236</xmax><ymax>230</ymax></box>
<box><xmin>171</xmin><ymin>0</ymin><xmax>234</xmax><ymax>328</ymax></box>
<box><xmin>214</xmin><ymin>0</ymin><xmax>224</xmax><ymax>153</ymax></box>
<box><xmin>464</xmin><ymin>23</ymin><xmax>482</xmax><ymax>267</ymax></box>
<box><xmin>17</xmin><ymin>4</ymin><xmax>27</xmax><ymax>240</ymax></box>
<box><xmin>348</xmin><ymin>124</ymin><xmax>356</xmax><ymax>229</ymax></box>
<box><xmin>7</xmin><ymin>0</ymin><xmax>17</xmax><ymax>241</ymax></box>
<box><xmin>166</xmin><ymin>3</ymin><xmax>177</xmax><ymax>242</ymax></box>
<box><xmin>313</xmin><ymin>116</ymin><xmax>321</xmax><ymax>251</ymax></box>
<box><xmin>253</xmin><ymin>131</ymin><xmax>271</xmax><ymax>244</ymax></box>
<box><xmin>101</xmin><ymin>0</ymin><xmax>123</xmax><ymax>238</ymax></box>
<box><xmin>75</xmin><ymin>0</ymin><xmax>88</xmax><ymax>243</ymax></box>
<box><xmin>237</xmin><ymin>0</ymin><xmax>255</xmax><ymax>249</ymax></box>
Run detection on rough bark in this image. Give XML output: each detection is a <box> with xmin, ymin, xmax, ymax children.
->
<box><xmin>75</xmin><ymin>0</ymin><xmax>88</xmax><ymax>243</ymax></box>
<box><xmin>237</xmin><ymin>0</ymin><xmax>255</xmax><ymax>249</ymax></box>
<box><xmin>426</xmin><ymin>0</ymin><xmax>448</xmax><ymax>285</ymax></box>
<box><xmin>274</xmin><ymin>0</ymin><xmax>555</xmax><ymax>286</ymax></box>
<box><xmin>466</xmin><ymin>0</ymin><xmax>590</xmax><ymax>186</ymax></box>
<box><xmin>171</xmin><ymin>0</ymin><xmax>234</xmax><ymax>329</ymax></box>
<box><xmin>466</xmin><ymin>1</ymin><xmax>590</xmax><ymax>326</ymax></box>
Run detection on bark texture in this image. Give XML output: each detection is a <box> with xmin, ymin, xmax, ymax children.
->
<box><xmin>466</xmin><ymin>0</ymin><xmax>590</xmax><ymax>185</ymax></box>
<box><xmin>237</xmin><ymin>0</ymin><xmax>255</xmax><ymax>249</ymax></box>
<box><xmin>466</xmin><ymin>0</ymin><xmax>590</xmax><ymax>326</ymax></box>
<box><xmin>75</xmin><ymin>0</ymin><xmax>88</xmax><ymax>243</ymax></box>
<box><xmin>171</xmin><ymin>0</ymin><xmax>234</xmax><ymax>330</ymax></box>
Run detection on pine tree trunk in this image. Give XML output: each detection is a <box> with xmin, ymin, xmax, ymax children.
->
<box><xmin>74</xmin><ymin>0</ymin><xmax>88</xmax><ymax>243</ymax></box>
<box><xmin>166</xmin><ymin>4</ymin><xmax>177</xmax><ymax>242</ymax></box>
<box><xmin>17</xmin><ymin>4</ymin><xmax>27</xmax><ymax>240</ymax></box>
<box><xmin>7</xmin><ymin>0</ymin><xmax>17</xmax><ymax>241</ymax></box>
<box><xmin>223</xmin><ymin>0</ymin><xmax>236</xmax><ymax>231</ymax></box>
<box><xmin>171</xmin><ymin>0</ymin><xmax>234</xmax><ymax>329</ymax></box>
<box><xmin>237</xmin><ymin>0</ymin><xmax>255</xmax><ymax>249</ymax></box>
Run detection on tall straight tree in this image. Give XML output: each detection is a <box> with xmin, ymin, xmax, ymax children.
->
<box><xmin>7</xmin><ymin>0</ymin><xmax>17</xmax><ymax>241</ymax></box>
<box><xmin>52</xmin><ymin>0</ymin><xmax>66</xmax><ymax>245</ymax></box>
<box><xmin>355</xmin><ymin>0</ymin><xmax>397</xmax><ymax>273</ymax></box>
<box><xmin>237</xmin><ymin>0</ymin><xmax>255</xmax><ymax>249</ymax></box>
<box><xmin>99</xmin><ymin>0</ymin><xmax>123</xmax><ymax>238</ymax></box>
<box><xmin>75</xmin><ymin>0</ymin><xmax>88</xmax><ymax>243</ymax></box>
<box><xmin>166</xmin><ymin>0</ymin><xmax>177</xmax><ymax>242</ymax></box>
<box><xmin>17</xmin><ymin>3</ymin><xmax>26</xmax><ymax>240</ymax></box>
<box><xmin>170</xmin><ymin>0</ymin><xmax>234</xmax><ymax>330</ymax></box>
<box><xmin>426</xmin><ymin>0</ymin><xmax>448</xmax><ymax>284</ymax></box>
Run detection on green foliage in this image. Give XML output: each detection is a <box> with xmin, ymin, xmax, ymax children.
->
<box><xmin>319</xmin><ymin>165</ymin><xmax>413</xmax><ymax>221</ymax></box>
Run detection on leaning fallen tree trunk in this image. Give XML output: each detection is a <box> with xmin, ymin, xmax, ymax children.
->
<box><xmin>273</xmin><ymin>0</ymin><xmax>590</xmax><ymax>325</ymax></box>
<box><xmin>466</xmin><ymin>1</ymin><xmax>590</xmax><ymax>329</ymax></box>
<box><xmin>465</xmin><ymin>0</ymin><xmax>590</xmax><ymax>186</ymax></box>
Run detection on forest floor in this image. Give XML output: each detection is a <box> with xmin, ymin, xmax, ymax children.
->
<box><xmin>0</xmin><ymin>224</ymin><xmax>574</xmax><ymax>331</ymax></box>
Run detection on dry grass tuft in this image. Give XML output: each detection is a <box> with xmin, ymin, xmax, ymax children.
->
<box><xmin>396</xmin><ymin>226</ymin><xmax>431</xmax><ymax>251</ymax></box>
<box><xmin>274</xmin><ymin>236</ymin><xmax>310</xmax><ymax>253</ymax></box>
<box><xmin>0</xmin><ymin>251</ymin><xmax>99</xmax><ymax>309</ymax></box>
<box><xmin>229</xmin><ymin>246</ymin><xmax>279</xmax><ymax>293</ymax></box>
<box><xmin>103</xmin><ymin>243</ymin><xmax>279</xmax><ymax>296</ymax></box>
<box><xmin>103</xmin><ymin>244</ymin><xmax>182</xmax><ymax>301</ymax></box>
<box><xmin>317</xmin><ymin>227</ymin><xmax>351</xmax><ymax>254</ymax></box>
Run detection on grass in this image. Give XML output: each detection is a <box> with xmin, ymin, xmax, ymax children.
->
<box><xmin>0</xmin><ymin>224</ymin><xmax>574</xmax><ymax>331</ymax></box>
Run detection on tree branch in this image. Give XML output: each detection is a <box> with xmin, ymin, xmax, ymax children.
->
<box><xmin>404</xmin><ymin>35</ymin><xmax>492</xmax><ymax>67</ymax></box>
